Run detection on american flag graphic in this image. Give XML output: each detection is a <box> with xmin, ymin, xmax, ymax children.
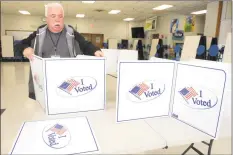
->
<box><xmin>179</xmin><ymin>87</ymin><xmax>198</xmax><ymax>100</ymax></box>
<box><xmin>129</xmin><ymin>83</ymin><xmax>150</xmax><ymax>100</ymax></box>
<box><xmin>58</xmin><ymin>79</ymin><xmax>80</xmax><ymax>94</ymax></box>
<box><xmin>47</xmin><ymin>124</ymin><xmax>67</xmax><ymax>136</ymax></box>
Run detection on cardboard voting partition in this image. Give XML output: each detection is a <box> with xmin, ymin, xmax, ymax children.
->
<box><xmin>116</xmin><ymin>60</ymin><xmax>175</xmax><ymax>122</ymax></box>
<box><xmin>108</xmin><ymin>39</ymin><xmax>118</xmax><ymax>49</ymax></box>
<box><xmin>102</xmin><ymin>49</ymin><xmax>119</xmax><ymax>74</ymax></box>
<box><xmin>117</xmin><ymin>58</ymin><xmax>230</xmax><ymax>138</ymax></box>
<box><xmin>102</xmin><ymin>49</ymin><xmax>138</xmax><ymax>75</ymax></box>
<box><xmin>149</xmin><ymin>39</ymin><xmax>159</xmax><ymax>58</ymax></box>
<box><xmin>118</xmin><ymin>50</ymin><xmax>138</xmax><ymax>60</ymax></box>
<box><xmin>30</xmin><ymin>55</ymin><xmax>106</xmax><ymax>115</ymax></box>
<box><xmin>206</xmin><ymin>36</ymin><xmax>212</xmax><ymax>50</ymax></box>
<box><xmin>180</xmin><ymin>36</ymin><xmax>201</xmax><ymax>61</ymax></box>
<box><xmin>172</xmin><ymin>62</ymin><xmax>227</xmax><ymax>138</ymax></box>
<box><xmin>10</xmin><ymin>117</ymin><xmax>99</xmax><ymax>154</ymax></box>
<box><xmin>30</xmin><ymin>56</ymin><xmax>46</xmax><ymax>110</ymax></box>
<box><xmin>184</xmin><ymin>59</ymin><xmax>231</xmax><ymax>139</ymax></box>
<box><xmin>133</xmin><ymin>40</ymin><xmax>138</xmax><ymax>50</ymax></box>
<box><xmin>223</xmin><ymin>32</ymin><xmax>231</xmax><ymax>63</ymax></box>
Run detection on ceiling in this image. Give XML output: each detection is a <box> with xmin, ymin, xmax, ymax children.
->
<box><xmin>1</xmin><ymin>1</ymin><xmax>208</xmax><ymax>21</ymax></box>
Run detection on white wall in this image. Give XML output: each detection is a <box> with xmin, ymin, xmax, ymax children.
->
<box><xmin>142</xmin><ymin>14</ymin><xmax>205</xmax><ymax>46</ymax></box>
<box><xmin>204</xmin><ymin>1</ymin><xmax>219</xmax><ymax>37</ymax></box>
<box><xmin>1</xmin><ymin>13</ymin><xmax>206</xmax><ymax>46</ymax></box>
<box><xmin>147</xmin><ymin>14</ymin><xmax>205</xmax><ymax>36</ymax></box>
<box><xmin>1</xmin><ymin>14</ymin><xmax>44</xmax><ymax>35</ymax></box>
<box><xmin>1</xmin><ymin>14</ymin><xmax>128</xmax><ymax>42</ymax></box>
<box><xmin>219</xmin><ymin>1</ymin><xmax>232</xmax><ymax>45</ymax></box>
<box><xmin>128</xmin><ymin>21</ymin><xmax>145</xmax><ymax>46</ymax></box>
<box><xmin>67</xmin><ymin>18</ymin><xmax>128</xmax><ymax>42</ymax></box>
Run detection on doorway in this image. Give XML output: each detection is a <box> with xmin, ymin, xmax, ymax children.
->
<box><xmin>80</xmin><ymin>33</ymin><xmax>104</xmax><ymax>48</ymax></box>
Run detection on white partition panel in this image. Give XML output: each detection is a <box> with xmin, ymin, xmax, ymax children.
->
<box><xmin>132</xmin><ymin>40</ymin><xmax>138</xmax><ymax>50</ymax></box>
<box><xmin>184</xmin><ymin>59</ymin><xmax>231</xmax><ymax>138</ymax></box>
<box><xmin>116</xmin><ymin>60</ymin><xmax>175</xmax><ymax>122</ymax></box>
<box><xmin>180</xmin><ymin>36</ymin><xmax>201</xmax><ymax>61</ymax></box>
<box><xmin>223</xmin><ymin>32</ymin><xmax>231</xmax><ymax>63</ymax></box>
<box><xmin>30</xmin><ymin>55</ymin><xmax>106</xmax><ymax>115</ymax></box>
<box><xmin>149</xmin><ymin>39</ymin><xmax>159</xmax><ymax>58</ymax></box>
<box><xmin>118</xmin><ymin>50</ymin><xmax>138</xmax><ymax>61</ymax></box>
<box><xmin>102</xmin><ymin>49</ymin><xmax>138</xmax><ymax>75</ymax></box>
<box><xmin>108</xmin><ymin>39</ymin><xmax>118</xmax><ymax>49</ymax></box>
<box><xmin>30</xmin><ymin>56</ymin><xmax>47</xmax><ymax>110</ymax></box>
<box><xmin>206</xmin><ymin>36</ymin><xmax>213</xmax><ymax>50</ymax></box>
<box><xmin>172</xmin><ymin>62</ymin><xmax>227</xmax><ymax>138</ymax></box>
<box><xmin>10</xmin><ymin>117</ymin><xmax>99</xmax><ymax>154</ymax></box>
<box><xmin>102</xmin><ymin>49</ymin><xmax>119</xmax><ymax>74</ymax></box>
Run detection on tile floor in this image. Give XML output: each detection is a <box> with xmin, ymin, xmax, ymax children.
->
<box><xmin>1</xmin><ymin>62</ymin><xmax>231</xmax><ymax>154</ymax></box>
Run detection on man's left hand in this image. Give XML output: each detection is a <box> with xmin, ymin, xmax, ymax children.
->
<box><xmin>94</xmin><ymin>50</ymin><xmax>104</xmax><ymax>57</ymax></box>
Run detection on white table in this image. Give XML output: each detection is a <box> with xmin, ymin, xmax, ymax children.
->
<box><xmin>3</xmin><ymin>73</ymin><xmax>231</xmax><ymax>154</ymax></box>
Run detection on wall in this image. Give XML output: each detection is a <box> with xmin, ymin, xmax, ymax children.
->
<box><xmin>1</xmin><ymin>14</ymin><xmax>44</xmax><ymax>35</ymax></box>
<box><xmin>128</xmin><ymin>21</ymin><xmax>145</xmax><ymax>46</ymax></box>
<box><xmin>219</xmin><ymin>1</ymin><xmax>232</xmax><ymax>45</ymax></box>
<box><xmin>1</xmin><ymin>13</ymin><xmax>206</xmax><ymax>46</ymax></box>
<box><xmin>1</xmin><ymin>14</ymin><xmax>128</xmax><ymax>42</ymax></box>
<box><xmin>142</xmin><ymin>14</ymin><xmax>205</xmax><ymax>46</ymax></box>
<box><xmin>204</xmin><ymin>1</ymin><xmax>220</xmax><ymax>37</ymax></box>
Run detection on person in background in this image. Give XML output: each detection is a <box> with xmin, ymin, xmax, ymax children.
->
<box><xmin>137</xmin><ymin>40</ymin><xmax>144</xmax><ymax>60</ymax></box>
<box><xmin>18</xmin><ymin>3</ymin><xmax>104</xmax><ymax>100</ymax></box>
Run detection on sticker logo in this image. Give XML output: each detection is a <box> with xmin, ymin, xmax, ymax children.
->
<box><xmin>42</xmin><ymin>123</ymin><xmax>71</xmax><ymax>149</ymax></box>
<box><xmin>179</xmin><ymin>87</ymin><xmax>218</xmax><ymax>109</ymax></box>
<box><xmin>128</xmin><ymin>81</ymin><xmax>165</xmax><ymax>102</ymax></box>
<box><xmin>56</xmin><ymin>76</ymin><xmax>97</xmax><ymax>97</ymax></box>
<box><xmin>34</xmin><ymin>74</ymin><xmax>43</xmax><ymax>92</ymax></box>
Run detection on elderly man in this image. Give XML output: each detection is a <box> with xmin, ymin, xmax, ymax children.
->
<box><xmin>19</xmin><ymin>3</ymin><xmax>104</xmax><ymax>100</ymax></box>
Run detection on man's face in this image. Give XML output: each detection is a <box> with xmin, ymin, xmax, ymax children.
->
<box><xmin>46</xmin><ymin>6</ymin><xmax>64</xmax><ymax>33</ymax></box>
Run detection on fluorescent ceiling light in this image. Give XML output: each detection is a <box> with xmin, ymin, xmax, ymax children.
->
<box><xmin>108</xmin><ymin>10</ymin><xmax>121</xmax><ymax>14</ymax></box>
<box><xmin>19</xmin><ymin>10</ymin><xmax>30</xmax><ymax>15</ymax></box>
<box><xmin>82</xmin><ymin>1</ymin><xmax>95</xmax><ymax>3</ymax></box>
<box><xmin>76</xmin><ymin>14</ymin><xmax>85</xmax><ymax>18</ymax></box>
<box><xmin>123</xmin><ymin>18</ymin><xmax>134</xmax><ymax>21</ymax></box>
<box><xmin>191</xmin><ymin>10</ymin><xmax>207</xmax><ymax>15</ymax></box>
<box><xmin>153</xmin><ymin>4</ymin><xmax>173</xmax><ymax>10</ymax></box>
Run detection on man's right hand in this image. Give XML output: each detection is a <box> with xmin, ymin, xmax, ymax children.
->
<box><xmin>23</xmin><ymin>47</ymin><xmax>34</xmax><ymax>60</ymax></box>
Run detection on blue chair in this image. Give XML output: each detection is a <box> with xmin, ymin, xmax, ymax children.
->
<box><xmin>196</xmin><ymin>45</ymin><xmax>206</xmax><ymax>59</ymax></box>
<box><xmin>208</xmin><ymin>45</ymin><xmax>219</xmax><ymax>61</ymax></box>
<box><xmin>103</xmin><ymin>43</ymin><xmax>108</xmax><ymax>49</ymax></box>
<box><xmin>174</xmin><ymin>45</ymin><xmax>182</xmax><ymax>61</ymax></box>
<box><xmin>197</xmin><ymin>45</ymin><xmax>205</xmax><ymax>55</ymax></box>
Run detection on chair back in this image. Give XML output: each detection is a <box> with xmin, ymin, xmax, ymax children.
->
<box><xmin>197</xmin><ymin>45</ymin><xmax>205</xmax><ymax>56</ymax></box>
<box><xmin>209</xmin><ymin>45</ymin><xmax>219</xmax><ymax>56</ymax></box>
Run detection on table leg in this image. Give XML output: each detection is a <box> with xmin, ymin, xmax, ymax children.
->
<box><xmin>181</xmin><ymin>139</ymin><xmax>214</xmax><ymax>155</ymax></box>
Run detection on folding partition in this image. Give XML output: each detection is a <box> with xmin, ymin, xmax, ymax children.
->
<box><xmin>30</xmin><ymin>55</ymin><xmax>106</xmax><ymax>115</ymax></box>
<box><xmin>180</xmin><ymin>36</ymin><xmax>201</xmax><ymax>61</ymax></box>
<box><xmin>223</xmin><ymin>32</ymin><xmax>231</xmax><ymax>63</ymax></box>
<box><xmin>149</xmin><ymin>39</ymin><xmax>159</xmax><ymax>58</ymax></box>
<box><xmin>102</xmin><ymin>49</ymin><xmax>138</xmax><ymax>75</ymax></box>
<box><xmin>108</xmin><ymin>39</ymin><xmax>118</xmax><ymax>49</ymax></box>
<box><xmin>116</xmin><ymin>58</ymin><xmax>230</xmax><ymax>139</ymax></box>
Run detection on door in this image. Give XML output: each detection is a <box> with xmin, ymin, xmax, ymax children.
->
<box><xmin>81</xmin><ymin>33</ymin><xmax>92</xmax><ymax>42</ymax></box>
<box><xmin>91</xmin><ymin>34</ymin><xmax>104</xmax><ymax>48</ymax></box>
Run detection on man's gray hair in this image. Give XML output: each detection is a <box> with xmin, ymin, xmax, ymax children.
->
<box><xmin>45</xmin><ymin>3</ymin><xmax>64</xmax><ymax>17</ymax></box>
